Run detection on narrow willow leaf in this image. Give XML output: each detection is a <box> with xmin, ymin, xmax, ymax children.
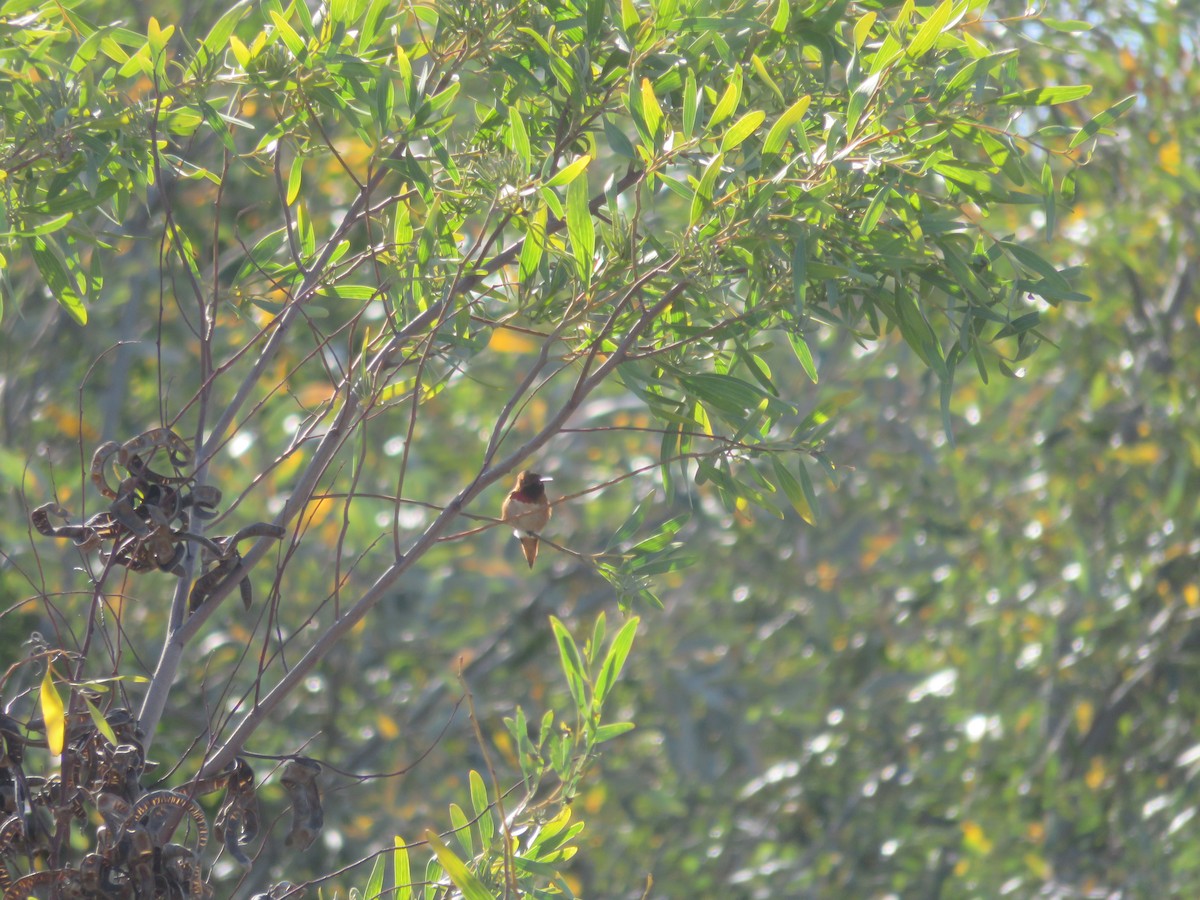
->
<box><xmin>788</xmin><ymin>333</ymin><xmax>818</xmax><ymax>384</ymax></box>
<box><xmin>268</xmin><ymin>10</ymin><xmax>305</xmax><ymax>58</ymax></box>
<box><xmin>228</xmin><ymin>34</ymin><xmax>250</xmax><ymax>68</ymax></box>
<box><xmin>1068</xmin><ymin>93</ymin><xmax>1136</xmax><ymax>149</ymax></box>
<box><xmin>286</xmin><ymin>162</ymin><xmax>303</xmax><ymax>206</ymax></box>
<box><xmin>593</xmin><ymin>721</ymin><xmax>637</xmax><ymax>742</ymax></box>
<box><xmin>550</xmin><ymin>616</ymin><xmax>589</xmax><ymax>714</ymax></box>
<box><xmin>907</xmin><ymin>0</ymin><xmax>952</xmax><ymax>59</ymax></box>
<box><xmin>30</xmin><ymin>237</ymin><xmax>86</xmax><ymax>325</ymax></box>
<box><xmin>364</xmin><ymin>853</ymin><xmax>386</xmax><ymax>899</ymax></box>
<box><xmin>689</xmin><ymin>152</ymin><xmax>723</xmax><ymax>226</ymax></box>
<box><xmin>846</xmin><ymin>71</ymin><xmax>881</xmax><ymax>138</ymax></box>
<box><xmin>750</xmin><ymin>54</ymin><xmax>785</xmax><ymax>105</ymax></box>
<box><xmin>620</xmin><ymin>0</ymin><xmax>639</xmax><ymax>32</ymax></box>
<box><xmin>797</xmin><ymin>458</ymin><xmax>820</xmax><ymax>515</ymax></box>
<box><xmin>394</xmin><ymin>837</ymin><xmax>413</xmax><ymax>900</ymax></box>
<box><xmin>853</xmin><ymin>11</ymin><xmax>876</xmax><ymax>49</ymax></box>
<box><xmin>468</xmin><ymin>770</ymin><xmax>493</xmax><ymax>846</ymax></box>
<box><xmin>895</xmin><ymin>290</ymin><xmax>946</xmax><ymax>378</ymax></box>
<box><xmin>41</xmin><ymin>666</ymin><xmax>65</xmax><ymax>755</ymax></box>
<box><xmin>997</xmin><ymin>84</ymin><xmax>1092</xmax><ymax>106</ymax></box>
<box><xmin>604</xmin><ymin>116</ymin><xmax>634</xmax><ymax>158</ymax></box>
<box><xmin>708</xmin><ymin>66</ymin><xmax>742</xmax><ymax>130</ymax></box>
<box><xmin>424</xmin><ymin>831</ymin><xmax>491</xmax><ymax>900</ymax></box>
<box><xmin>506</xmin><ymin>106</ymin><xmax>530</xmax><ymax>169</ymax></box>
<box><xmin>772</xmin><ymin>456</ymin><xmax>815</xmax><ymax>524</ymax></box>
<box><xmin>720</xmin><ymin>110</ymin><xmax>765</xmax><ymax>152</ymax></box>
<box><xmin>586</xmin><ymin>0</ymin><xmax>605</xmax><ymax>38</ymax></box>
<box><xmin>544</xmin><ymin>155</ymin><xmax>591</xmax><ymax>188</ymax></box>
<box><xmin>654</xmin><ymin>0</ymin><xmax>678</xmax><ymax>28</ymax></box>
<box><xmin>449</xmin><ymin>803</ymin><xmax>472</xmax><ymax>856</ymax></box>
<box><xmin>595</xmin><ymin>617</ymin><xmax>639</xmax><ymax>708</ymax></box>
<box><xmin>770</xmin><ymin>0</ymin><xmax>789</xmax><ymax>32</ymax></box>
<box><xmin>791</xmin><ymin>224</ymin><xmax>808</xmax><ymax>312</ymax></box>
<box><xmin>519</xmin><ymin>204</ymin><xmax>547</xmax><ymax>285</ymax></box>
<box><xmin>682</xmin><ymin>70</ymin><xmax>699</xmax><ymax>138</ymax></box>
<box><xmin>83</xmin><ymin>696</ymin><xmax>118</xmax><ymax>746</ymax></box>
<box><xmin>566</xmin><ymin>172</ymin><xmax>595</xmax><ymax>285</ymax></box>
<box><xmin>860</xmin><ymin>174</ymin><xmax>897</xmax><ymax>235</ymax></box>
<box><xmin>590</xmin><ymin>612</ymin><xmax>608</xmax><ymax>665</ymax></box>
<box><xmin>640</xmin><ymin>77</ymin><xmax>664</xmax><ymax>141</ymax></box>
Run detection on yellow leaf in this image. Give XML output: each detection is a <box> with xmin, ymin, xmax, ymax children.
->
<box><xmin>1184</xmin><ymin>584</ymin><xmax>1200</xmax><ymax>607</ymax></box>
<box><xmin>1085</xmin><ymin>756</ymin><xmax>1106</xmax><ymax>790</ymax></box>
<box><xmin>1074</xmin><ymin>700</ymin><xmax>1094</xmax><ymax>735</ymax></box>
<box><xmin>377</xmin><ymin>713</ymin><xmax>400</xmax><ymax>740</ymax></box>
<box><xmin>487</xmin><ymin>330</ymin><xmax>538</xmax><ymax>353</ymax></box>
<box><xmin>305</xmin><ymin>495</ymin><xmax>336</xmax><ymax>528</ymax></box>
<box><xmin>1159</xmin><ymin>139</ymin><xmax>1181</xmax><ymax>176</ymax></box>
<box><xmin>962</xmin><ymin>820</ymin><xmax>993</xmax><ymax>855</ymax></box>
<box><xmin>41</xmin><ymin>666</ymin><xmax>65</xmax><ymax>756</ymax></box>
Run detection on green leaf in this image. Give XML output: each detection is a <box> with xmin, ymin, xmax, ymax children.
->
<box><xmin>606</xmin><ymin>492</ymin><xmax>655</xmax><ymax>551</ymax></box>
<box><xmin>197</xmin><ymin>100</ymin><xmax>239</xmax><ymax>154</ymax></box>
<box><xmin>550</xmin><ymin>616</ymin><xmax>589</xmax><ymax>715</ymax></box>
<box><xmin>788</xmin><ymin>333</ymin><xmax>818</xmax><ymax>384</ymax></box>
<box><xmin>907</xmin><ymin>0</ymin><xmax>953</xmax><ymax>59</ymax></box>
<box><xmin>680</xmin><ymin>372</ymin><xmax>792</xmax><ymax>418</ymax></box>
<box><xmin>234</xmin><ymin>227</ymin><xmax>288</xmax><ymax>282</ymax></box>
<box><xmin>286</xmin><ymin>162</ymin><xmax>303</xmax><ymax>206</ymax></box>
<box><xmin>620</xmin><ymin>0</ymin><xmax>639</xmax><ymax>32</ymax></box>
<box><xmin>30</xmin><ymin>237</ymin><xmax>87</xmax><ymax>325</ymax></box>
<box><xmin>566</xmin><ymin>169</ymin><xmax>595</xmax><ymax>285</ymax></box>
<box><xmin>791</xmin><ymin>224</ymin><xmax>808</xmax><ymax>312</ymax></box>
<box><xmin>594</xmin><ymin>617</ymin><xmax>639</xmax><ymax>708</ymax></box>
<box><xmin>507</xmin><ymin>106</ymin><xmax>531</xmax><ymax>169</ymax></box>
<box><xmin>794</xmin><ymin>458</ymin><xmax>820</xmax><ymax>524</ymax></box>
<box><xmin>846</xmin><ymin>70</ymin><xmax>881</xmax><ymax>138</ymax></box>
<box><xmin>1040</xmin><ymin>18</ymin><xmax>1094</xmax><ymax>32</ymax></box>
<box><xmin>771</xmin><ymin>0</ymin><xmax>789</xmax><ymax>32</ymax></box>
<box><xmin>894</xmin><ymin>289</ymin><xmax>946</xmax><ymax>378</ymax></box>
<box><xmin>468</xmin><ymin>770</ymin><xmax>493</xmax><ymax>846</ymax></box>
<box><xmin>689</xmin><ymin>151</ymin><xmax>724</xmax><ymax>226</ymax></box>
<box><xmin>720</xmin><ymin>110</ymin><xmax>766</xmax><ymax>152</ymax></box>
<box><xmin>640</xmin><ymin>77</ymin><xmax>664</xmax><ymax>141</ymax></box>
<box><xmin>364</xmin><ymin>852</ymin><xmax>386</xmax><ymax>899</ymax></box>
<box><xmin>853</xmin><ymin>11</ymin><xmax>876</xmax><ymax>48</ymax></box>
<box><xmin>762</xmin><ymin>95</ymin><xmax>811</xmax><ymax>156</ymax></box>
<box><xmin>682</xmin><ymin>70</ymin><xmax>699</xmax><ymax>138</ymax></box>
<box><xmin>604</xmin><ymin>117</ymin><xmax>635</xmax><ymax>158</ymax></box>
<box><xmin>394</xmin><ymin>837</ymin><xmax>413</xmax><ymax>900</ymax></box>
<box><xmin>1069</xmin><ymin>93</ymin><xmax>1137</xmax><ymax>149</ymax></box>
<box><xmin>860</xmin><ymin>173</ymin><xmax>897</xmax><ymax>235</ymax></box>
<box><xmin>593</xmin><ymin>721</ymin><xmax>636</xmax><ymax>742</ymax></box>
<box><xmin>424</xmin><ymin>830</ymin><xmax>491</xmax><ymax>900</ymax></box>
<box><xmin>544</xmin><ymin>155</ymin><xmax>592</xmax><ymax>188</ymax></box>
<box><xmin>449</xmin><ymin>803</ymin><xmax>472</xmax><ymax>856</ymax></box>
<box><xmin>83</xmin><ymin>696</ymin><xmax>119</xmax><ymax>746</ymax></box>
<box><xmin>996</xmin><ymin>85</ymin><xmax>1092</xmax><ymax>106</ymax></box>
<box><xmin>708</xmin><ymin>66</ymin><xmax>742</xmax><ymax>129</ymax></box>
<box><xmin>586</xmin><ymin>0</ymin><xmax>605</xmax><ymax>38</ymax></box>
<box><xmin>772</xmin><ymin>456</ymin><xmax>815</xmax><ymax>524</ymax></box>
<box><xmin>268</xmin><ymin>10</ymin><xmax>306</xmax><ymax>58</ymax></box>
<box><xmin>519</xmin><ymin>205</ymin><xmax>547</xmax><ymax>285</ymax></box>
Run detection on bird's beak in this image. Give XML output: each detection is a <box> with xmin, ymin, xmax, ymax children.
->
<box><xmin>539</xmin><ymin>476</ymin><xmax>553</xmax><ymax>482</ymax></box>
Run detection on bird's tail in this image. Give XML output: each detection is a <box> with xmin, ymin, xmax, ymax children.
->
<box><xmin>518</xmin><ymin>535</ymin><xmax>539</xmax><ymax>568</ymax></box>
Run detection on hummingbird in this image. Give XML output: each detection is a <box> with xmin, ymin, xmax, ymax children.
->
<box><xmin>502</xmin><ymin>471</ymin><xmax>552</xmax><ymax>569</ymax></box>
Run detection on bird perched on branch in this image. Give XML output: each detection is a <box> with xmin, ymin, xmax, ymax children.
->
<box><xmin>502</xmin><ymin>471</ymin><xmax>552</xmax><ymax>569</ymax></box>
